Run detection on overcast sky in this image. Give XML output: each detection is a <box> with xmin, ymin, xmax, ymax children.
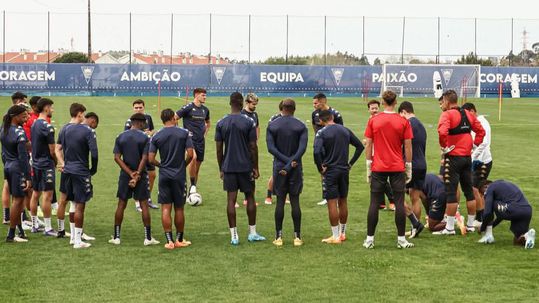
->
<box><xmin>2</xmin><ymin>0</ymin><xmax>539</xmax><ymax>61</ymax></box>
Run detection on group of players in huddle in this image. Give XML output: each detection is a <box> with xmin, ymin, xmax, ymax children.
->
<box><xmin>1</xmin><ymin>88</ymin><xmax>535</xmax><ymax>249</ymax></box>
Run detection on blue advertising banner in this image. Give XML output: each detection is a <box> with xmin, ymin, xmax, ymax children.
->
<box><xmin>1</xmin><ymin>64</ymin><xmax>538</xmax><ymax>96</ymax></box>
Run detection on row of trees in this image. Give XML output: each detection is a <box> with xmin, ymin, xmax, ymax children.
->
<box><xmin>54</xmin><ymin>50</ymin><xmax>539</xmax><ymax>66</ymax></box>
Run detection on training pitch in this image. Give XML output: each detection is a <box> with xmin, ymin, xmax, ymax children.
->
<box><xmin>1</xmin><ymin>96</ymin><xmax>538</xmax><ymax>302</ymax></box>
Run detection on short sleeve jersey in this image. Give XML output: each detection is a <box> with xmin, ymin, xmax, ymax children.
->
<box><xmin>31</xmin><ymin>118</ymin><xmax>55</xmax><ymax>169</ymax></box>
<box><xmin>113</xmin><ymin>129</ymin><xmax>150</xmax><ymax>176</ymax></box>
<box><xmin>215</xmin><ymin>114</ymin><xmax>257</xmax><ymax>173</ymax></box>
<box><xmin>176</xmin><ymin>102</ymin><xmax>210</xmax><ymax>142</ymax></box>
<box><xmin>364</xmin><ymin>112</ymin><xmax>413</xmax><ymax>172</ymax></box>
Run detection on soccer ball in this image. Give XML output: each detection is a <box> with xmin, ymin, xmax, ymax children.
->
<box><xmin>187</xmin><ymin>192</ymin><xmax>202</xmax><ymax>206</ymax></box>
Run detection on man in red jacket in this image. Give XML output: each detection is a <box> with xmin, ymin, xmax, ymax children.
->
<box><xmin>436</xmin><ymin>90</ymin><xmax>485</xmax><ymax>235</ymax></box>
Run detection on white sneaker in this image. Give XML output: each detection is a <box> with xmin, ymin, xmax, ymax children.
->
<box><xmin>432</xmin><ymin>228</ymin><xmax>456</xmax><ymax>235</ymax></box>
<box><xmin>478</xmin><ymin>234</ymin><xmax>495</xmax><ymax>244</ymax></box>
<box><xmin>22</xmin><ymin>220</ymin><xmax>32</xmax><ymax>230</ymax></box>
<box><xmin>82</xmin><ymin>233</ymin><xmax>95</xmax><ymax>241</ymax></box>
<box><xmin>525</xmin><ymin>229</ymin><xmax>535</xmax><ymax>249</ymax></box>
<box><xmin>189</xmin><ymin>185</ymin><xmax>197</xmax><ymax>195</ymax></box>
<box><xmin>73</xmin><ymin>241</ymin><xmax>92</xmax><ymax>249</ymax></box>
<box><xmin>108</xmin><ymin>237</ymin><xmax>121</xmax><ymax>245</ymax></box>
<box><xmin>317</xmin><ymin>199</ymin><xmax>328</xmax><ymax>206</ymax></box>
<box><xmin>397</xmin><ymin>239</ymin><xmax>414</xmax><ymax>248</ymax></box>
<box><xmin>473</xmin><ymin>220</ymin><xmax>482</xmax><ymax>229</ymax></box>
<box><xmin>466</xmin><ymin>225</ymin><xmax>476</xmax><ymax>233</ymax></box>
<box><xmin>37</xmin><ymin>217</ymin><xmax>45</xmax><ymax>228</ymax></box>
<box><xmin>363</xmin><ymin>239</ymin><xmax>374</xmax><ymax>249</ymax></box>
<box><xmin>144</xmin><ymin>238</ymin><xmax>160</xmax><ymax>246</ymax></box>
<box><xmin>11</xmin><ymin>236</ymin><xmax>29</xmax><ymax>243</ymax></box>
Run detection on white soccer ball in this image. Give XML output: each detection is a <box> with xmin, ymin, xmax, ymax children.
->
<box><xmin>187</xmin><ymin>192</ymin><xmax>202</xmax><ymax>206</ymax></box>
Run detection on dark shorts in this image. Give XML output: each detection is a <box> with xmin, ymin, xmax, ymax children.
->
<box><xmin>497</xmin><ymin>206</ymin><xmax>532</xmax><ymax>238</ymax></box>
<box><xmin>223</xmin><ymin>172</ymin><xmax>254</xmax><ymax>193</ymax></box>
<box><xmin>370</xmin><ymin>171</ymin><xmax>405</xmax><ymax>204</ymax></box>
<box><xmin>193</xmin><ymin>140</ymin><xmax>205</xmax><ymax>162</ymax></box>
<box><xmin>428</xmin><ymin>192</ymin><xmax>447</xmax><ymax>221</ymax></box>
<box><xmin>146</xmin><ymin>163</ymin><xmax>156</xmax><ymax>172</ymax></box>
<box><xmin>158</xmin><ymin>176</ymin><xmax>186</xmax><ymax>207</ymax></box>
<box><xmin>59</xmin><ymin>172</ymin><xmax>67</xmax><ymax>194</ymax></box>
<box><xmin>4</xmin><ymin>167</ymin><xmax>27</xmax><ymax>198</ymax></box>
<box><xmin>65</xmin><ymin>173</ymin><xmax>93</xmax><ymax>203</ymax></box>
<box><xmin>322</xmin><ymin>169</ymin><xmax>349</xmax><ymax>200</ymax></box>
<box><xmin>442</xmin><ymin>155</ymin><xmax>474</xmax><ymax>202</ymax></box>
<box><xmin>117</xmin><ymin>173</ymin><xmax>150</xmax><ymax>202</ymax></box>
<box><xmin>273</xmin><ymin>167</ymin><xmax>303</xmax><ymax>196</ymax></box>
<box><xmin>472</xmin><ymin>160</ymin><xmax>492</xmax><ymax>188</ymax></box>
<box><xmin>31</xmin><ymin>167</ymin><xmax>56</xmax><ymax>192</ymax></box>
<box><xmin>406</xmin><ymin>169</ymin><xmax>426</xmax><ymax>190</ymax></box>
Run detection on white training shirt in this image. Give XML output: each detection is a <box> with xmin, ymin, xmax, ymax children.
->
<box><xmin>471</xmin><ymin>115</ymin><xmax>492</xmax><ymax>163</ymax></box>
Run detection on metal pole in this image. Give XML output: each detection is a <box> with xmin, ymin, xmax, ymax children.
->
<box><xmin>437</xmin><ymin>17</ymin><xmax>440</xmax><ymax>64</ymax></box>
<box><xmin>401</xmin><ymin>16</ymin><xmax>406</xmax><ymax>64</ymax></box>
<box><xmin>324</xmin><ymin>15</ymin><xmax>327</xmax><ymax>65</ymax></box>
<box><xmin>362</xmin><ymin>16</ymin><xmax>365</xmax><ymax>57</ymax></box>
<box><xmin>170</xmin><ymin>13</ymin><xmax>173</xmax><ymax>65</ymax></box>
<box><xmin>87</xmin><ymin>0</ymin><xmax>92</xmax><ymax>62</ymax></box>
<box><xmin>248</xmin><ymin>14</ymin><xmax>251</xmax><ymax>64</ymax></box>
<box><xmin>510</xmin><ymin>18</ymin><xmax>514</xmax><ymax>66</ymax></box>
<box><xmin>208</xmin><ymin>13</ymin><xmax>212</xmax><ymax>64</ymax></box>
<box><xmin>474</xmin><ymin>18</ymin><xmax>477</xmax><ymax>56</ymax></box>
<box><xmin>47</xmin><ymin>12</ymin><xmax>50</xmax><ymax>63</ymax></box>
<box><xmin>129</xmin><ymin>13</ymin><xmax>132</xmax><ymax>64</ymax></box>
<box><xmin>2</xmin><ymin>11</ymin><xmax>4</xmax><ymax>64</ymax></box>
<box><xmin>285</xmin><ymin>15</ymin><xmax>289</xmax><ymax>64</ymax></box>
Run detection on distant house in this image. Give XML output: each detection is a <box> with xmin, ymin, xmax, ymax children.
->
<box><xmin>0</xmin><ymin>50</ymin><xmax>229</xmax><ymax>65</ymax></box>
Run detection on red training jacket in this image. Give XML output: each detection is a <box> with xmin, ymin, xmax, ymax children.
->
<box><xmin>437</xmin><ymin>108</ymin><xmax>485</xmax><ymax>156</ymax></box>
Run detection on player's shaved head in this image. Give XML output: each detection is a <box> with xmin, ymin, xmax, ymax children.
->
<box><xmin>281</xmin><ymin>98</ymin><xmax>296</xmax><ymax>114</ymax></box>
<box><xmin>230</xmin><ymin>92</ymin><xmax>244</xmax><ymax>110</ymax></box>
<box><xmin>130</xmin><ymin>113</ymin><xmax>146</xmax><ymax>129</ymax></box>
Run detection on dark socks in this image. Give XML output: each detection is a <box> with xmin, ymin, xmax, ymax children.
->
<box><xmin>165</xmin><ymin>231</ymin><xmax>173</xmax><ymax>243</ymax></box>
<box><xmin>190</xmin><ymin>177</ymin><xmax>196</xmax><ymax>187</ymax></box>
<box><xmin>408</xmin><ymin>213</ymin><xmax>420</xmax><ymax>228</ymax></box>
<box><xmin>266</xmin><ymin>190</ymin><xmax>272</xmax><ymax>199</ymax></box>
<box><xmin>144</xmin><ymin>225</ymin><xmax>152</xmax><ymax>240</ymax></box>
<box><xmin>275</xmin><ymin>230</ymin><xmax>282</xmax><ymax>240</ymax></box>
<box><xmin>290</xmin><ymin>194</ymin><xmax>301</xmax><ymax>237</ymax></box>
<box><xmin>3</xmin><ymin>208</ymin><xmax>9</xmax><ymax>222</ymax></box>
<box><xmin>476</xmin><ymin>209</ymin><xmax>484</xmax><ymax>222</ymax></box>
<box><xmin>176</xmin><ymin>231</ymin><xmax>184</xmax><ymax>242</ymax></box>
<box><xmin>7</xmin><ymin>227</ymin><xmax>15</xmax><ymax>239</ymax></box>
<box><xmin>114</xmin><ymin>225</ymin><xmax>121</xmax><ymax>239</ymax></box>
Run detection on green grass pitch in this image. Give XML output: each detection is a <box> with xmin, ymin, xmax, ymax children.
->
<box><xmin>1</xmin><ymin>95</ymin><xmax>538</xmax><ymax>302</ymax></box>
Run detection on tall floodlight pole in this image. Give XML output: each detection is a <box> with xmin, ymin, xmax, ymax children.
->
<box><xmin>87</xmin><ymin>0</ymin><xmax>92</xmax><ymax>62</ymax></box>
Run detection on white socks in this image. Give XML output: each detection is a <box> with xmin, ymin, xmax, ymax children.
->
<box><xmin>467</xmin><ymin>215</ymin><xmax>476</xmax><ymax>227</ymax></box>
<box><xmin>446</xmin><ymin>216</ymin><xmax>456</xmax><ymax>231</ymax></box>
<box><xmin>74</xmin><ymin>227</ymin><xmax>83</xmax><ymax>245</ymax></box>
<box><xmin>44</xmin><ymin>217</ymin><xmax>52</xmax><ymax>231</ymax></box>
<box><xmin>398</xmin><ymin>236</ymin><xmax>406</xmax><ymax>242</ymax></box>
<box><xmin>230</xmin><ymin>227</ymin><xmax>238</xmax><ymax>240</ymax></box>
<box><xmin>366</xmin><ymin>235</ymin><xmax>374</xmax><ymax>242</ymax></box>
<box><xmin>248</xmin><ymin>225</ymin><xmax>257</xmax><ymax>236</ymax></box>
<box><xmin>485</xmin><ymin>225</ymin><xmax>493</xmax><ymax>237</ymax></box>
<box><xmin>331</xmin><ymin>225</ymin><xmax>339</xmax><ymax>239</ymax></box>
<box><xmin>70</xmin><ymin>222</ymin><xmax>75</xmax><ymax>242</ymax></box>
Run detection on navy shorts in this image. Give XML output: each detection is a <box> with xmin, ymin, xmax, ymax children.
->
<box><xmin>406</xmin><ymin>169</ymin><xmax>426</xmax><ymax>190</ymax></box>
<box><xmin>193</xmin><ymin>140</ymin><xmax>205</xmax><ymax>162</ymax></box>
<box><xmin>273</xmin><ymin>167</ymin><xmax>303</xmax><ymax>196</ymax></box>
<box><xmin>442</xmin><ymin>155</ymin><xmax>474</xmax><ymax>202</ymax></box>
<box><xmin>146</xmin><ymin>163</ymin><xmax>156</xmax><ymax>172</ymax></box>
<box><xmin>472</xmin><ymin>161</ymin><xmax>492</xmax><ymax>188</ymax></box>
<box><xmin>31</xmin><ymin>167</ymin><xmax>55</xmax><ymax>192</ymax></box>
<box><xmin>65</xmin><ymin>173</ymin><xmax>93</xmax><ymax>203</ymax></box>
<box><xmin>322</xmin><ymin>169</ymin><xmax>349</xmax><ymax>200</ymax></box>
<box><xmin>223</xmin><ymin>172</ymin><xmax>254</xmax><ymax>193</ymax></box>
<box><xmin>428</xmin><ymin>192</ymin><xmax>447</xmax><ymax>221</ymax></box>
<box><xmin>158</xmin><ymin>176</ymin><xmax>186</xmax><ymax>207</ymax></box>
<box><xmin>497</xmin><ymin>205</ymin><xmax>532</xmax><ymax>238</ymax></box>
<box><xmin>4</xmin><ymin>167</ymin><xmax>27</xmax><ymax>198</ymax></box>
<box><xmin>59</xmin><ymin>172</ymin><xmax>67</xmax><ymax>194</ymax></box>
<box><xmin>117</xmin><ymin>173</ymin><xmax>150</xmax><ymax>202</ymax></box>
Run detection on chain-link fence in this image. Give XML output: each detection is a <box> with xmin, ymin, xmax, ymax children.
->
<box><xmin>2</xmin><ymin>11</ymin><xmax>539</xmax><ymax>65</ymax></box>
